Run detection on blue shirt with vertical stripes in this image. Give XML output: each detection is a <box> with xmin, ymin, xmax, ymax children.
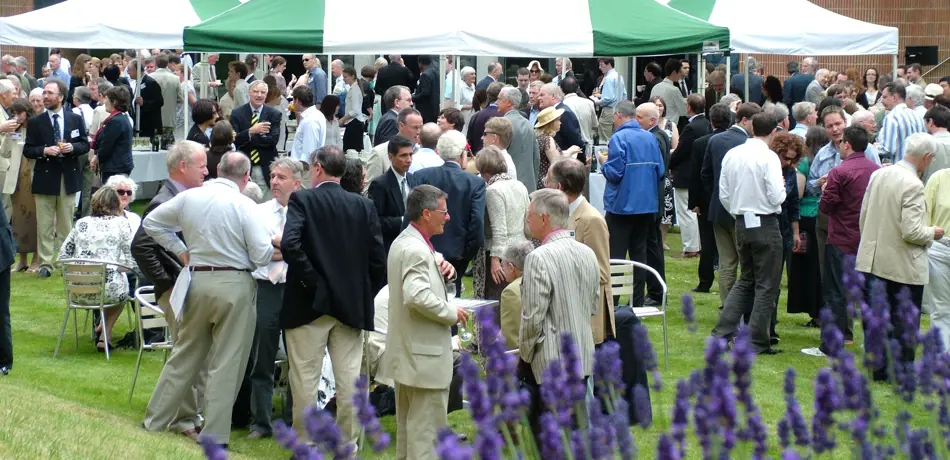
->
<box><xmin>878</xmin><ymin>103</ymin><xmax>926</xmax><ymax>161</ymax></box>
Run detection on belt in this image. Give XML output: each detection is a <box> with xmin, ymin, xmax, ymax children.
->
<box><xmin>190</xmin><ymin>266</ymin><xmax>250</xmax><ymax>273</ymax></box>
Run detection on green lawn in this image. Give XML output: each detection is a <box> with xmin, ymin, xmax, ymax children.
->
<box><xmin>0</xmin><ymin>230</ymin><xmax>926</xmax><ymax>459</ymax></box>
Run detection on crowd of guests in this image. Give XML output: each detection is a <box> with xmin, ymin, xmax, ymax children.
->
<box><xmin>2</xmin><ymin>48</ymin><xmax>950</xmax><ymax>460</ymax></box>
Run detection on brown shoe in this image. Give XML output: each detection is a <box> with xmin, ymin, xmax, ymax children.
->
<box><xmin>181</xmin><ymin>428</ymin><xmax>200</xmax><ymax>442</ymax></box>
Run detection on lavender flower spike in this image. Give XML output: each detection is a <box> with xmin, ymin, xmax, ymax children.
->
<box><xmin>435</xmin><ymin>428</ymin><xmax>475</xmax><ymax>460</ymax></box>
<box><xmin>352</xmin><ymin>374</ymin><xmax>391</xmax><ymax>452</ymax></box>
<box><xmin>199</xmin><ymin>435</ymin><xmax>229</xmax><ymax>460</ymax></box>
<box><xmin>657</xmin><ymin>433</ymin><xmax>681</xmax><ymax>460</ymax></box>
<box><xmin>681</xmin><ymin>294</ymin><xmax>696</xmax><ymax>332</ymax></box>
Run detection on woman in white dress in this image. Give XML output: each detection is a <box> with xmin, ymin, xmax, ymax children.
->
<box><xmin>453</xmin><ymin>67</ymin><xmax>477</xmax><ymax>136</ymax></box>
<box><xmin>58</xmin><ymin>187</ymin><xmax>136</xmax><ymax>351</ymax></box>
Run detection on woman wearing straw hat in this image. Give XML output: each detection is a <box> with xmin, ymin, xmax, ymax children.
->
<box><xmin>534</xmin><ymin>106</ymin><xmax>581</xmax><ymax>190</ymax></box>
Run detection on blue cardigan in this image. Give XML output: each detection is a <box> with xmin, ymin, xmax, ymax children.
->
<box><xmin>95</xmin><ymin>113</ymin><xmax>134</xmax><ymax>174</ymax></box>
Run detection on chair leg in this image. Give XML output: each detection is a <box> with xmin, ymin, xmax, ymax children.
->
<box><xmin>100</xmin><ymin>307</ymin><xmax>110</xmax><ymax>361</ymax></box>
<box><xmin>129</xmin><ymin>347</ymin><xmax>145</xmax><ymax>404</ymax></box>
<box><xmin>126</xmin><ymin>300</ymin><xmax>134</xmax><ymax>329</ymax></box>
<box><xmin>54</xmin><ymin>307</ymin><xmax>73</xmax><ymax>358</ymax></box>
<box><xmin>73</xmin><ymin>309</ymin><xmax>80</xmax><ymax>349</ymax></box>
<box><xmin>662</xmin><ymin>312</ymin><xmax>669</xmax><ymax>371</ymax></box>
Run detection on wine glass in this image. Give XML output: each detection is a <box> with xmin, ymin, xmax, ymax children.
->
<box><xmin>446</xmin><ymin>280</ymin><xmax>472</xmax><ymax>343</ymax></box>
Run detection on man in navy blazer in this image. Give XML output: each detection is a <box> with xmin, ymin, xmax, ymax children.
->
<box><xmin>784</xmin><ymin>58</ymin><xmax>817</xmax><ymax>108</ymax></box>
<box><xmin>23</xmin><ymin>80</ymin><xmax>90</xmax><ymax>278</ymax></box>
<box><xmin>476</xmin><ymin>62</ymin><xmax>502</xmax><ymax>90</ymax></box>
<box><xmin>367</xmin><ymin>135</ymin><xmax>415</xmax><ymax>253</ymax></box>
<box><xmin>230</xmin><ymin>80</ymin><xmax>282</xmax><ymax>192</ymax></box>
<box><xmin>412</xmin><ymin>130</ymin><xmax>486</xmax><ymax>293</ymax></box>
<box><xmin>539</xmin><ymin>83</ymin><xmax>586</xmax><ymax>163</ymax></box>
<box><xmin>467</xmin><ymin>82</ymin><xmax>503</xmax><ymax>154</ymax></box>
<box><xmin>700</xmin><ymin>102</ymin><xmax>761</xmax><ymax>306</ymax></box>
<box><xmin>688</xmin><ymin>103</ymin><xmax>730</xmax><ymax>293</ymax></box>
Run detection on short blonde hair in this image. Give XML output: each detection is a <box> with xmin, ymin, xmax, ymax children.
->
<box><xmin>474</xmin><ymin>145</ymin><xmax>508</xmax><ymax>176</ymax></box>
<box><xmin>484</xmin><ymin>117</ymin><xmax>512</xmax><ymax>148</ymax></box>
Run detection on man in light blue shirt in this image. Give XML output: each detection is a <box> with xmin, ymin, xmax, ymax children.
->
<box><xmin>528</xmin><ymin>81</ymin><xmax>542</xmax><ymax>127</ymax></box>
<box><xmin>47</xmin><ymin>53</ymin><xmax>70</xmax><ymax>86</ymax></box>
<box><xmin>789</xmin><ymin>101</ymin><xmax>817</xmax><ymax>139</ymax></box>
<box><xmin>304</xmin><ymin>54</ymin><xmax>329</xmax><ymax>107</ymax></box>
<box><xmin>592</xmin><ymin>57</ymin><xmax>626</xmax><ymax>143</ymax></box>
<box><xmin>878</xmin><ymin>82</ymin><xmax>927</xmax><ymax>163</ymax></box>
<box><xmin>807</xmin><ymin>107</ymin><xmax>882</xmax><ymax>197</ymax></box>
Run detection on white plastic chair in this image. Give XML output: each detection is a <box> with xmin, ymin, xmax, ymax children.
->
<box><xmin>55</xmin><ymin>258</ymin><xmax>134</xmax><ymax>361</ymax></box>
<box><xmin>609</xmin><ymin>258</ymin><xmax>669</xmax><ymax>370</ymax></box>
<box><xmin>129</xmin><ymin>285</ymin><xmax>172</xmax><ymax>404</ymax></box>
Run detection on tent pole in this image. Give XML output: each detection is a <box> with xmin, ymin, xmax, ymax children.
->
<box><xmin>183</xmin><ymin>63</ymin><xmax>190</xmax><ymax>144</ymax></box>
<box><xmin>198</xmin><ymin>53</ymin><xmax>207</xmax><ymax>99</ymax></box>
<box><xmin>631</xmin><ymin>56</ymin><xmax>636</xmax><ymax>102</ymax></box>
<box><xmin>725</xmin><ymin>53</ymin><xmax>731</xmax><ymax>96</ymax></box>
<box><xmin>744</xmin><ymin>55</ymin><xmax>750</xmax><ymax>103</ymax></box>
<box><xmin>439</xmin><ymin>55</ymin><xmax>446</xmax><ymax>110</ymax></box>
<box><xmin>698</xmin><ymin>53</ymin><xmax>705</xmax><ymax>96</ymax></box>
<box><xmin>135</xmin><ymin>59</ymin><xmax>142</xmax><ymax>136</ymax></box>
<box><xmin>327</xmin><ymin>54</ymin><xmax>333</xmax><ymax>96</ymax></box>
<box><xmin>893</xmin><ymin>54</ymin><xmax>898</xmax><ymax>80</ymax></box>
<box><xmin>453</xmin><ymin>55</ymin><xmax>460</xmax><ymax>110</ymax></box>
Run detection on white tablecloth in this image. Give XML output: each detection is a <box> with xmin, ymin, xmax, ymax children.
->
<box><xmin>131</xmin><ymin>149</ymin><xmax>169</xmax><ymax>184</ymax></box>
<box><xmin>590</xmin><ymin>172</ymin><xmax>607</xmax><ymax>215</ymax></box>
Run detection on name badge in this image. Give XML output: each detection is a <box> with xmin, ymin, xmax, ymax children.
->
<box><xmin>71</xmin><ymin>129</ymin><xmax>80</xmax><ymax>138</ymax></box>
<box><xmin>568</xmin><ymin>230</ymin><xmax>576</xmax><ymax>240</ymax></box>
<box><xmin>10</xmin><ymin>132</ymin><xmax>22</xmax><ymax>141</ymax></box>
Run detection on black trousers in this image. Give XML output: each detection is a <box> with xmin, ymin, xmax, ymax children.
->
<box><xmin>0</xmin><ymin>268</ymin><xmax>11</xmax><ymax>368</ymax></box>
<box><xmin>645</xmin><ymin>213</ymin><xmax>667</xmax><ymax>302</ymax></box>
<box><xmin>864</xmin><ymin>274</ymin><xmax>923</xmax><ymax>382</ymax></box>
<box><xmin>101</xmin><ymin>170</ymin><xmax>132</xmax><ymax>185</ymax></box>
<box><xmin>712</xmin><ymin>216</ymin><xmax>784</xmax><ymax>352</ymax></box>
<box><xmin>820</xmin><ymin>244</ymin><xmax>852</xmax><ymax>354</ymax></box>
<box><xmin>697</xmin><ymin>217</ymin><xmax>718</xmax><ymax>290</ymax></box>
<box><xmin>606</xmin><ymin>212</ymin><xmax>653</xmax><ymax>308</ymax></box>
<box><xmin>233</xmin><ymin>282</ymin><xmax>286</xmax><ymax>430</ymax></box>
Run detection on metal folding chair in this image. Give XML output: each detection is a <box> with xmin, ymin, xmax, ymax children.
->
<box><xmin>55</xmin><ymin>258</ymin><xmax>134</xmax><ymax>361</ymax></box>
<box><xmin>609</xmin><ymin>258</ymin><xmax>669</xmax><ymax>370</ymax></box>
<box><xmin>129</xmin><ymin>285</ymin><xmax>173</xmax><ymax>404</ymax></box>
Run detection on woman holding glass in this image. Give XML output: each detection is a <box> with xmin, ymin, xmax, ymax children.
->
<box><xmin>4</xmin><ymin>99</ymin><xmax>38</xmax><ymax>272</ymax></box>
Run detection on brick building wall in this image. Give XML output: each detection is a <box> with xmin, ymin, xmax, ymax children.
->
<box><xmin>745</xmin><ymin>0</ymin><xmax>950</xmax><ymax>83</ymax></box>
<box><xmin>0</xmin><ymin>0</ymin><xmax>36</xmax><ymax>72</ymax></box>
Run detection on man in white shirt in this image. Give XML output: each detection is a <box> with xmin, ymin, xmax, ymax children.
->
<box><xmin>243</xmin><ymin>158</ymin><xmax>302</xmax><ymax>440</ymax></box>
<box><xmin>560</xmin><ymin>77</ymin><xmax>597</xmax><ymax>147</ymax></box>
<box><xmin>143</xmin><ymin>152</ymin><xmax>275</xmax><ymax>447</ymax></box>
<box><xmin>711</xmin><ymin>113</ymin><xmax>787</xmax><ymax>355</ymax></box>
<box><xmin>290</xmin><ymin>86</ymin><xmax>326</xmax><ymax>186</ymax></box>
<box><xmin>409</xmin><ymin>122</ymin><xmax>444</xmax><ymax>173</ymax></box>
<box><xmin>649</xmin><ymin>58</ymin><xmax>688</xmax><ymax>129</ymax></box>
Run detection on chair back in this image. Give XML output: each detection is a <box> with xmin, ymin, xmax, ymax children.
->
<box><xmin>61</xmin><ymin>259</ymin><xmax>110</xmax><ymax>309</ymax></box>
<box><xmin>609</xmin><ymin>259</ymin><xmax>668</xmax><ymax>305</ymax></box>
<box><xmin>134</xmin><ymin>285</ymin><xmax>172</xmax><ymax>351</ymax></box>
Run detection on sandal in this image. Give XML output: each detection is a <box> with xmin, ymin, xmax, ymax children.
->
<box><xmin>802</xmin><ymin>318</ymin><xmax>821</xmax><ymax>328</ymax></box>
<box><xmin>12</xmin><ymin>264</ymin><xmax>27</xmax><ymax>272</ymax></box>
<box><xmin>96</xmin><ymin>342</ymin><xmax>116</xmax><ymax>353</ymax></box>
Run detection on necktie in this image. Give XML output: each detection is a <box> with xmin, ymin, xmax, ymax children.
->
<box><xmin>249</xmin><ymin>110</ymin><xmax>260</xmax><ymax>164</ymax></box>
<box><xmin>400</xmin><ymin>178</ymin><xmax>407</xmax><ymax>207</ymax></box>
<box><xmin>267</xmin><ymin>207</ymin><xmax>288</xmax><ymax>284</ymax></box>
<box><xmin>52</xmin><ymin>114</ymin><xmax>61</xmax><ymax>143</ymax></box>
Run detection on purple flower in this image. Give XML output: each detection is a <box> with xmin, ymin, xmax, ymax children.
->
<box><xmin>657</xmin><ymin>433</ymin><xmax>681</xmax><ymax>460</ymax></box>
<box><xmin>274</xmin><ymin>420</ymin><xmax>301</xmax><ymax>450</ymax></box>
<box><xmin>861</xmin><ymin>280</ymin><xmax>891</xmax><ymax>370</ymax></box>
<box><xmin>633</xmin><ymin>384</ymin><xmax>652</xmax><ymax>428</ymax></box>
<box><xmin>474</xmin><ymin>423</ymin><xmax>504</xmax><ymax>460</ymax></box>
<box><xmin>632</xmin><ymin>323</ymin><xmax>660</xmax><ymax>382</ymax></box>
<box><xmin>781</xmin><ymin>368</ymin><xmax>811</xmax><ymax>448</ymax></box>
<box><xmin>832</xmin><ymin>352</ymin><xmax>871</xmax><ymax>411</ymax></box>
<box><xmin>459</xmin><ymin>353</ymin><xmax>492</xmax><ymax>423</ymax></box>
<box><xmin>731</xmin><ymin>326</ymin><xmax>756</xmax><ymax>408</ymax></box>
<box><xmin>352</xmin><ymin>375</ymin><xmax>391</xmax><ymax>452</ymax></box>
<box><xmin>540</xmin><ymin>360</ymin><xmax>573</xmax><ymax>427</ymax></box>
<box><xmin>587</xmin><ymin>397</ymin><xmax>618</xmax><ymax>460</ymax></box>
<box><xmin>199</xmin><ymin>436</ymin><xmax>229</xmax><ymax>460</ymax></box>
<box><xmin>812</xmin><ymin>368</ymin><xmax>841</xmax><ymax>453</ymax></box>
<box><xmin>435</xmin><ymin>428</ymin><xmax>475</xmax><ymax>460</ymax></box>
<box><xmin>671</xmin><ymin>379</ymin><xmax>691</xmax><ymax>456</ymax></box>
<box><xmin>841</xmin><ymin>255</ymin><xmax>866</xmax><ymax>316</ymax></box>
<box><xmin>538</xmin><ymin>412</ymin><xmax>566</xmax><ymax>458</ymax></box>
<box><xmin>917</xmin><ymin>328</ymin><xmax>943</xmax><ymax>396</ymax></box>
<box><xmin>681</xmin><ymin>294</ymin><xmax>696</xmax><ymax>332</ymax></box>
<box><xmin>612</xmin><ymin>398</ymin><xmax>637</xmax><ymax>458</ymax></box>
<box><xmin>895</xmin><ymin>287</ymin><xmax>921</xmax><ymax>349</ymax></box>
<box><xmin>570</xmin><ymin>429</ymin><xmax>587</xmax><ymax>459</ymax></box>
<box><xmin>819</xmin><ymin>307</ymin><xmax>844</xmax><ymax>358</ymax></box>
<box><xmin>560</xmin><ymin>333</ymin><xmax>588</xmax><ymax>404</ymax></box>
<box><xmin>781</xmin><ymin>448</ymin><xmax>803</xmax><ymax>460</ymax></box>
<box><xmin>593</xmin><ymin>341</ymin><xmax>624</xmax><ymax>397</ymax></box>
<box><xmin>302</xmin><ymin>406</ymin><xmax>354</xmax><ymax>459</ymax></box>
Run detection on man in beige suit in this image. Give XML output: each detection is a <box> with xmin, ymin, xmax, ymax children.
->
<box><xmin>547</xmin><ymin>158</ymin><xmax>615</xmax><ymax>344</ymax></box>
<box><xmin>0</xmin><ymin>80</ymin><xmax>18</xmax><ymax>217</ymax></box>
<box><xmin>150</xmin><ymin>54</ymin><xmax>182</xmax><ymax>141</ymax></box>
<box><xmin>519</xmin><ymin>188</ymin><xmax>599</xmax><ymax>432</ymax></box>
<box><xmin>380</xmin><ymin>184</ymin><xmax>468</xmax><ymax>460</ymax></box>
<box><xmin>192</xmin><ymin>54</ymin><xmax>221</xmax><ymax>100</ymax></box>
<box><xmin>857</xmin><ymin>132</ymin><xmax>945</xmax><ymax>382</ymax></box>
<box><xmin>499</xmin><ymin>241</ymin><xmax>533</xmax><ymax>350</ymax></box>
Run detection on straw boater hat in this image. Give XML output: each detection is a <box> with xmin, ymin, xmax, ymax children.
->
<box><xmin>534</xmin><ymin>106</ymin><xmax>565</xmax><ymax>129</ymax></box>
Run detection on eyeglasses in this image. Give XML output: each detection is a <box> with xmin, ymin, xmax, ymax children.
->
<box><xmin>530</xmin><ymin>70</ymin><xmax>540</xmax><ymax>74</ymax></box>
<box><xmin>303</xmin><ymin>58</ymin><xmax>311</xmax><ymax>62</ymax></box>
<box><xmin>116</xmin><ymin>189</ymin><xmax>133</xmax><ymax>196</ymax></box>
<box><xmin>483</xmin><ymin>131</ymin><xmax>496</xmax><ymax>136</ymax></box>
<box><xmin>429</xmin><ymin>209</ymin><xmax>449</xmax><ymax>215</ymax></box>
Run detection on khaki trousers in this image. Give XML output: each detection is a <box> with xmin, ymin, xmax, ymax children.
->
<box><xmin>597</xmin><ymin>106</ymin><xmax>616</xmax><ymax>144</ymax></box>
<box><xmin>713</xmin><ymin>222</ymin><xmax>740</xmax><ymax>306</ymax></box>
<box><xmin>34</xmin><ymin>177</ymin><xmax>76</xmax><ymax>268</ymax></box>
<box><xmin>395</xmin><ymin>383</ymin><xmax>449</xmax><ymax>460</ymax></box>
<box><xmin>285</xmin><ymin>315</ymin><xmax>363</xmax><ymax>446</ymax></box>
<box><xmin>156</xmin><ymin>291</ymin><xmax>208</xmax><ymax>423</ymax></box>
<box><xmin>144</xmin><ymin>270</ymin><xmax>256</xmax><ymax>444</ymax></box>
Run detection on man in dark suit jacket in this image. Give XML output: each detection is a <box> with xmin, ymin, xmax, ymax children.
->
<box><xmin>641</xmin><ymin>102</ymin><xmax>670</xmax><ymax>307</ymax></box>
<box><xmin>128</xmin><ymin>60</ymin><xmax>163</xmax><ymax>138</ymax></box>
<box><xmin>784</xmin><ymin>58</ymin><xmax>816</xmax><ymax>108</ymax></box>
<box><xmin>375</xmin><ymin>55</ymin><xmax>415</xmax><ymax>113</ymax></box>
<box><xmin>688</xmin><ymin>103</ymin><xmax>730</xmax><ymax>293</ymax></box>
<box><xmin>23</xmin><ymin>80</ymin><xmax>90</xmax><ymax>278</ymax></box>
<box><xmin>367</xmin><ymin>135</ymin><xmax>415</xmax><ymax>253</ymax></box>
<box><xmin>230</xmin><ymin>81</ymin><xmax>282</xmax><ymax>192</ymax></box>
<box><xmin>466</xmin><ymin>82</ymin><xmax>503</xmax><ymax>154</ymax></box>
<box><xmin>476</xmin><ymin>62</ymin><xmax>502</xmax><ymax>90</ymax></box>
<box><xmin>669</xmin><ymin>95</ymin><xmax>710</xmax><ymax>258</ymax></box>
<box><xmin>539</xmin><ymin>83</ymin><xmax>586</xmax><ymax>163</ymax></box>
<box><xmin>413</xmin><ymin>130</ymin><xmax>486</xmax><ymax>293</ymax></box>
<box><xmin>281</xmin><ymin>145</ymin><xmax>386</xmax><ymax>444</ymax></box>
<box><xmin>412</xmin><ymin>57</ymin><xmax>440</xmax><ymax>124</ymax></box>
<box><xmin>704</xmin><ymin>71</ymin><xmax>727</xmax><ymax>116</ymax></box>
<box><xmin>700</xmin><ymin>103</ymin><xmax>760</xmax><ymax>306</ymax></box>
<box><xmin>0</xmin><ymin>198</ymin><xmax>15</xmax><ymax>374</ymax></box>
<box><xmin>374</xmin><ymin>85</ymin><xmax>411</xmax><ymax>146</ymax></box>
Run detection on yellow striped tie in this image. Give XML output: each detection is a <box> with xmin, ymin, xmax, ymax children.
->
<box><xmin>250</xmin><ymin>111</ymin><xmax>260</xmax><ymax>164</ymax></box>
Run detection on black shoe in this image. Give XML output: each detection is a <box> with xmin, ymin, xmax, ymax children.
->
<box><xmin>770</xmin><ymin>337</ymin><xmax>780</xmax><ymax>346</ymax></box>
<box><xmin>758</xmin><ymin>348</ymin><xmax>783</xmax><ymax>355</ymax></box>
<box><xmin>643</xmin><ymin>298</ymin><xmax>661</xmax><ymax>307</ymax></box>
<box><xmin>38</xmin><ymin>267</ymin><xmax>52</xmax><ymax>279</ymax></box>
<box><xmin>691</xmin><ymin>285</ymin><xmax>711</xmax><ymax>293</ymax></box>
<box><xmin>0</xmin><ymin>366</ymin><xmax>8</xmax><ymax>376</ymax></box>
